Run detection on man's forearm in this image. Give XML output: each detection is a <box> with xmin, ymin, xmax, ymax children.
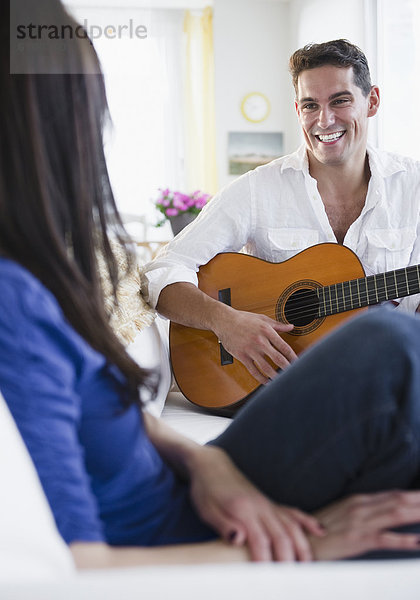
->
<box><xmin>156</xmin><ymin>281</ymin><xmax>233</xmax><ymax>335</ymax></box>
<box><xmin>156</xmin><ymin>281</ymin><xmax>297</xmax><ymax>385</ymax></box>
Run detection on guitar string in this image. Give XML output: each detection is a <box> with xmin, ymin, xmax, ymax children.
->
<box><xmin>231</xmin><ymin>276</ymin><xmax>410</xmax><ymax>312</ymax></box>
<box><xmin>233</xmin><ymin>281</ymin><xmax>392</xmax><ymax>312</ymax></box>
<box><xmin>251</xmin><ymin>281</ymin><xmax>405</xmax><ymax>321</ymax></box>
<box><xmin>230</xmin><ymin>279</ymin><xmax>417</xmax><ymax>322</ymax></box>
<box><xmin>279</xmin><ymin>282</ymin><xmax>389</xmax><ymax>321</ymax></box>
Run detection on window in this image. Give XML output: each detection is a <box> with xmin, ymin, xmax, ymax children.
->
<box><xmin>68</xmin><ymin>7</ymin><xmax>185</xmax><ymax>220</ymax></box>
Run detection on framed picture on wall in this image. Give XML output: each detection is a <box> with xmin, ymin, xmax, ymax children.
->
<box><xmin>228</xmin><ymin>131</ymin><xmax>284</xmax><ymax>176</ymax></box>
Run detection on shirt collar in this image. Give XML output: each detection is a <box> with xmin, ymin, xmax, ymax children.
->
<box><xmin>280</xmin><ymin>143</ymin><xmax>408</xmax><ymax>179</ymax></box>
<box><xmin>280</xmin><ymin>144</ymin><xmax>308</xmax><ymax>173</ymax></box>
<box><xmin>366</xmin><ymin>144</ymin><xmax>407</xmax><ymax>179</ymax></box>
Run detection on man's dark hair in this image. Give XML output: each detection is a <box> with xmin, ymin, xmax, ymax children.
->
<box><xmin>289</xmin><ymin>39</ymin><xmax>372</xmax><ymax>97</ymax></box>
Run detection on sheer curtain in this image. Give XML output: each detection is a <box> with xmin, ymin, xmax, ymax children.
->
<box><xmin>183</xmin><ymin>7</ymin><xmax>218</xmax><ymax>194</ymax></box>
<box><xmin>68</xmin><ymin>6</ymin><xmax>185</xmax><ymax>224</ymax></box>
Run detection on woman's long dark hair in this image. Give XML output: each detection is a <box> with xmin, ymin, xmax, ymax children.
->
<box><xmin>0</xmin><ymin>0</ymin><xmax>156</xmax><ymax>406</ymax></box>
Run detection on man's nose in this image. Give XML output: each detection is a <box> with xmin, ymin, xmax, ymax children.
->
<box><xmin>318</xmin><ymin>106</ymin><xmax>335</xmax><ymax>129</ymax></box>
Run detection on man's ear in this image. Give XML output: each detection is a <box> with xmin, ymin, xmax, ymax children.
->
<box><xmin>367</xmin><ymin>86</ymin><xmax>380</xmax><ymax>117</ymax></box>
<box><xmin>294</xmin><ymin>99</ymin><xmax>300</xmax><ymax>117</ymax></box>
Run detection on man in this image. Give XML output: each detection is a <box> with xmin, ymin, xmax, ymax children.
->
<box><xmin>142</xmin><ymin>39</ymin><xmax>420</xmax><ymax>384</ymax></box>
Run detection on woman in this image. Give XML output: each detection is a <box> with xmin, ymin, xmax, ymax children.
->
<box><xmin>1</xmin><ymin>0</ymin><xmax>420</xmax><ymax>568</ymax></box>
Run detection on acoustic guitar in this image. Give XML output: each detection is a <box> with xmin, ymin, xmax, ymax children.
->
<box><xmin>169</xmin><ymin>243</ymin><xmax>420</xmax><ymax>413</ymax></box>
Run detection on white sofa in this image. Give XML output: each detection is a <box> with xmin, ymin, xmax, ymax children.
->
<box><xmin>2</xmin><ymin>319</ymin><xmax>420</xmax><ymax>599</ymax></box>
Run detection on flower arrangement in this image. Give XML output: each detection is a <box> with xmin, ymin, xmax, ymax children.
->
<box><xmin>154</xmin><ymin>188</ymin><xmax>211</xmax><ymax>227</ymax></box>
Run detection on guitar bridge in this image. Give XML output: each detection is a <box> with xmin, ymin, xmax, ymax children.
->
<box><xmin>218</xmin><ymin>288</ymin><xmax>233</xmax><ymax>366</ymax></box>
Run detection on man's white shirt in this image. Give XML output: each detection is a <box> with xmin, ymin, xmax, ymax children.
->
<box><xmin>142</xmin><ymin>144</ymin><xmax>420</xmax><ymax>314</ymax></box>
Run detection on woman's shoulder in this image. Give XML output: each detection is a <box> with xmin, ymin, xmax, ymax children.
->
<box><xmin>0</xmin><ymin>258</ymin><xmax>69</xmax><ymax>354</ymax></box>
<box><xmin>0</xmin><ymin>257</ymin><xmax>45</xmax><ymax>292</ymax></box>
<box><xmin>0</xmin><ymin>258</ymin><xmax>100</xmax><ymax>394</ymax></box>
<box><xmin>0</xmin><ymin>258</ymin><xmax>62</xmax><ymax>319</ymax></box>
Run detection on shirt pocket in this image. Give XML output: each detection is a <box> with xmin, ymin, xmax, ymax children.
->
<box><xmin>366</xmin><ymin>228</ymin><xmax>416</xmax><ymax>272</ymax></box>
<box><xmin>267</xmin><ymin>228</ymin><xmax>319</xmax><ymax>262</ymax></box>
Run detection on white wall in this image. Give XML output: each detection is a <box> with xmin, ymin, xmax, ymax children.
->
<box><xmin>289</xmin><ymin>0</ymin><xmax>367</xmax><ymax>49</ymax></box>
<box><xmin>213</xmin><ymin>0</ymin><xmax>371</xmax><ymax>188</ymax></box>
<box><xmin>213</xmin><ymin>0</ymin><xmax>295</xmax><ymax>188</ymax></box>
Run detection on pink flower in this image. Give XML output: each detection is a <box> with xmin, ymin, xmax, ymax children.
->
<box><xmin>194</xmin><ymin>194</ymin><xmax>209</xmax><ymax>209</ymax></box>
<box><xmin>166</xmin><ymin>207</ymin><xmax>179</xmax><ymax>217</ymax></box>
<box><xmin>184</xmin><ymin>195</ymin><xmax>195</xmax><ymax>208</ymax></box>
<box><xmin>173</xmin><ymin>192</ymin><xmax>188</xmax><ymax>210</ymax></box>
<box><xmin>154</xmin><ymin>188</ymin><xmax>211</xmax><ymax>227</ymax></box>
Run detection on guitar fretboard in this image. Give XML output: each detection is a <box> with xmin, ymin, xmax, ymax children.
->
<box><xmin>317</xmin><ymin>264</ymin><xmax>420</xmax><ymax>317</ymax></box>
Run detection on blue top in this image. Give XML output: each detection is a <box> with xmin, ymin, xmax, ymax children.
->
<box><xmin>0</xmin><ymin>258</ymin><xmax>214</xmax><ymax>546</ymax></box>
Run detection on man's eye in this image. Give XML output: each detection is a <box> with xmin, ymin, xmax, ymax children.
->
<box><xmin>333</xmin><ymin>98</ymin><xmax>350</xmax><ymax>105</ymax></box>
<box><xmin>302</xmin><ymin>103</ymin><xmax>317</xmax><ymax>111</ymax></box>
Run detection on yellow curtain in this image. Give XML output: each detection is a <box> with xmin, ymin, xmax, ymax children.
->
<box><xmin>183</xmin><ymin>7</ymin><xmax>218</xmax><ymax>194</ymax></box>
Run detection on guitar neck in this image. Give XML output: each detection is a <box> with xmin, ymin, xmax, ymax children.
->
<box><xmin>318</xmin><ymin>264</ymin><xmax>420</xmax><ymax>317</ymax></box>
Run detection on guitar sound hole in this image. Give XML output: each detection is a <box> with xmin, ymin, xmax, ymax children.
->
<box><xmin>284</xmin><ymin>288</ymin><xmax>319</xmax><ymax>327</ymax></box>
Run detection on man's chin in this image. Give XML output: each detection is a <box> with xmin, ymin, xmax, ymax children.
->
<box><xmin>308</xmin><ymin>147</ymin><xmax>346</xmax><ymax>167</ymax></box>
<box><xmin>319</xmin><ymin>154</ymin><xmax>346</xmax><ymax>166</ymax></box>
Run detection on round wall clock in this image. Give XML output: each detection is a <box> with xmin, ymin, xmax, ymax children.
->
<box><xmin>241</xmin><ymin>92</ymin><xmax>271</xmax><ymax>123</ymax></box>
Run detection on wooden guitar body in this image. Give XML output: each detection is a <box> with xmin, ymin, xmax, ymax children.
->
<box><xmin>169</xmin><ymin>243</ymin><xmax>366</xmax><ymax>412</ymax></box>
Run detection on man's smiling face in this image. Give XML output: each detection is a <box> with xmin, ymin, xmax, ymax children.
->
<box><xmin>295</xmin><ymin>65</ymin><xmax>379</xmax><ymax>168</ymax></box>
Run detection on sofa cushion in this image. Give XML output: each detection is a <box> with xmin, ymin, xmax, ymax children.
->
<box><xmin>128</xmin><ymin>316</ymin><xmax>172</xmax><ymax>416</ymax></box>
<box><xmin>162</xmin><ymin>392</ymin><xmax>231</xmax><ymax>444</ymax></box>
<box><xmin>0</xmin><ymin>392</ymin><xmax>74</xmax><ymax>582</ymax></box>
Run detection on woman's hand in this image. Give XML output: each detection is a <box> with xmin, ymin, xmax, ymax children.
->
<box><xmin>188</xmin><ymin>445</ymin><xmax>324</xmax><ymax>562</ymax></box>
<box><xmin>309</xmin><ymin>491</ymin><xmax>420</xmax><ymax>560</ymax></box>
<box><xmin>143</xmin><ymin>411</ymin><xmax>323</xmax><ymax>562</ymax></box>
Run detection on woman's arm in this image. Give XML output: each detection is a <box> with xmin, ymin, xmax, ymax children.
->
<box><xmin>69</xmin><ymin>412</ymin><xmax>320</xmax><ymax>568</ymax></box>
<box><xmin>70</xmin><ymin>489</ymin><xmax>420</xmax><ymax>568</ymax></box>
<box><xmin>70</xmin><ymin>539</ymin><xmax>249</xmax><ymax>569</ymax></box>
<box><xmin>143</xmin><ymin>412</ymin><xmax>323</xmax><ymax>562</ymax></box>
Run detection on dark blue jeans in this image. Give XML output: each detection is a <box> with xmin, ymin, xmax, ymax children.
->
<box><xmin>213</xmin><ymin>308</ymin><xmax>420</xmax><ymax>559</ymax></box>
